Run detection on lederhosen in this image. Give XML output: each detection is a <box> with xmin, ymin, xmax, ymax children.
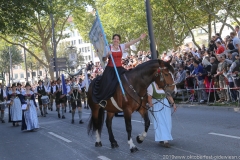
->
<box><xmin>55</xmin><ymin>85</ymin><xmax>67</xmax><ymax>105</ymax></box>
<box><xmin>70</xmin><ymin>89</ymin><xmax>82</xmax><ymax>109</ymax></box>
<box><xmin>37</xmin><ymin>86</ymin><xmax>46</xmax><ymax>105</ymax></box>
<box><xmin>79</xmin><ymin>82</ymin><xmax>86</xmax><ymax>99</ymax></box>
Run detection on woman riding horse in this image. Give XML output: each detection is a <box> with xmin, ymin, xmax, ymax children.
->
<box><xmin>92</xmin><ymin>33</ymin><xmax>146</xmax><ymax>108</ymax></box>
<box><xmin>88</xmin><ymin>35</ymin><xmax>176</xmax><ymax>153</ymax></box>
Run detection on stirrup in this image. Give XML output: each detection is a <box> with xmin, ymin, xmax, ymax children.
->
<box><xmin>99</xmin><ymin>100</ymin><xmax>107</xmax><ymax>108</ymax></box>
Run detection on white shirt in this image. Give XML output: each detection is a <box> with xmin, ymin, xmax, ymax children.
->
<box><xmin>51</xmin><ymin>85</ymin><xmax>56</xmax><ymax>93</ymax></box>
<box><xmin>44</xmin><ymin>85</ymin><xmax>51</xmax><ymax>93</ymax></box>
<box><xmin>104</xmin><ymin>44</ymin><xmax>126</xmax><ymax>56</ymax></box>
<box><xmin>191</xmin><ymin>51</ymin><xmax>200</xmax><ymax>58</ymax></box>
<box><xmin>0</xmin><ymin>89</ymin><xmax>7</xmax><ymax>98</ymax></box>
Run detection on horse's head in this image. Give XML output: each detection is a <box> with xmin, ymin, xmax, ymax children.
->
<box><xmin>153</xmin><ymin>59</ymin><xmax>176</xmax><ymax>97</ymax></box>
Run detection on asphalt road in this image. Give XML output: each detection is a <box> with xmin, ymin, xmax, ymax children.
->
<box><xmin>0</xmin><ymin>104</ymin><xmax>240</xmax><ymax>160</ymax></box>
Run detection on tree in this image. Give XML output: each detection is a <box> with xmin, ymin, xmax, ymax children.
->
<box><xmin>0</xmin><ymin>0</ymin><xmax>93</xmax><ymax>79</ymax></box>
<box><xmin>0</xmin><ymin>0</ymin><xmax>50</xmax><ymax>34</ymax></box>
<box><xmin>0</xmin><ymin>45</ymin><xmax>24</xmax><ymax>83</ymax></box>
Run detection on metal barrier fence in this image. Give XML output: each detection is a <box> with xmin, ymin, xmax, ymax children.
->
<box><xmin>175</xmin><ymin>86</ymin><xmax>240</xmax><ymax>107</ymax></box>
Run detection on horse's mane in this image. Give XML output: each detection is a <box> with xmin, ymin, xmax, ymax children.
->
<box><xmin>130</xmin><ymin>59</ymin><xmax>175</xmax><ymax>74</ymax></box>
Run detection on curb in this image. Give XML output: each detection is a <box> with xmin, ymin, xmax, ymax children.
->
<box><xmin>176</xmin><ymin>104</ymin><xmax>240</xmax><ymax>112</ymax></box>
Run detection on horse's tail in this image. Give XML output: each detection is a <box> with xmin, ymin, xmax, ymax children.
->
<box><xmin>87</xmin><ymin>107</ymin><xmax>105</xmax><ymax>136</ymax></box>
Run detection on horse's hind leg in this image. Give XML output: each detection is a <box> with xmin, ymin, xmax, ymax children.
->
<box><xmin>106</xmin><ymin>112</ymin><xmax>119</xmax><ymax>148</ymax></box>
<box><xmin>124</xmin><ymin>111</ymin><xmax>138</xmax><ymax>153</ymax></box>
<box><xmin>136</xmin><ymin>108</ymin><xmax>150</xmax><ymax>144</ymax></box>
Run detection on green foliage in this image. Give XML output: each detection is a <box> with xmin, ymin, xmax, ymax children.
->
<box><xmin>0</xmin><ymin>0</ymin><xmax>50</xmax><ymax>34</ymax></box>
<box><xmin>0</xmin><ymin>45</ymin><xmax>23</xmax><ymax>73</ymax></box>
<box><xmin>74</xmin><ymin>0</ymin><xmax>240</xmax><ymax>53</ymax></box>
<box><xmin>0</xmin><ymin>0</ymin><xmax>94</xmax><ymax>79</ymax></box>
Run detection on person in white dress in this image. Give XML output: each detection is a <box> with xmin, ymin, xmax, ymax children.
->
<box><xmin>21</xmin><ymin>82</ymin><xmax>39</xmax><ymax>131</ymax></box>
<box><xmin>147</xmin><ymin>82</ymin><xmax>177</xmax><ymax>148</ymax></box>
<box><xmin>8</xmin><ymin>83</ymin><xmax>23</xmax><ymax>126</ymax></box>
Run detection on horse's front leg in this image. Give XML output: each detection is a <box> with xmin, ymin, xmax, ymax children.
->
<box><xmin>106</xmin><ymin>112</ymin><xmax>119</xmax><ymax>148</ymax></box>
<box><xmin>124</xmin><ymin>111</ymin><xmax>138</xmax><ymax>153</ymax></box>
<box><xmin>136</xmin><ymin>110</ymin><xmax>150</xmax><ymax>144</ymax></box>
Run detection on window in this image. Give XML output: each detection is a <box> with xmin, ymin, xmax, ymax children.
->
<box><xmin>89</xmin><ymin>55</ymin><xmax>91</xmax><ymax>61</ymax></box>
<box><xmin>27</xmin><ymin>73</ymin><xmax>30</xmax><ymax>77</ymax></box>
<box><xmin>72</xmin><ymin>41</ymin><xmax>74</xmax><ymax>45</ymax></box>
<box><xmin>85</xmin><ymin>47</ymin><xmax>87</xmax><ymax>52</ymax></box>
<box><xmin>32</xmin><ymin>72</ymin><xmax>36</xmax><ymax>77</ymax></box>
<box><xmin>88</xmin><ymin>46</ymin><xmax>90</xmax><ymax>51</ymax></box>
<box><xmin>20</xmin><ymin>73</ymin><xmax>24</xmax><ymax>78</ymax></box>
<box><xmin>82</xmin><ymin>48</ymin><xmax>84</xmax><ymax>52</ymax></box>
<box><xmin>79</xmin><ymin>39</ymin><xmax>81</xmax><ymax>44</ymax></box>
<box><xmin>39</xmin><ymin>71</ymin><xmax>42</xmax><ymax>76</ymax></box>
<box><xmin>14</xmin><ymin>74</ymin><xmax>18</xmax><ymax>79</ymax></box>
<box><xmin>74</xmin><ymin>40</ymin><xmax>76</xmax><ymax>45</ymax></box>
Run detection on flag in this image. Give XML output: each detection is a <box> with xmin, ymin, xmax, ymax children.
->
<box><xmin>89</xmin><ymin>15</ymin><xmax>107</xmax><ymax>68</ymax></box>
<box><xmin>61</xmin><ymin>74</ymin><xmax>67</xmax><ymax>95</ymax></box>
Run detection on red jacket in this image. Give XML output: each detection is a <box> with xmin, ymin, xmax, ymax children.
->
<box><xmin>216</xmin><ymin>45</ymin><xmax>225</xmax><ymax>54</ymax></box>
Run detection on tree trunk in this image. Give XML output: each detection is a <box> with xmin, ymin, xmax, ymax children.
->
<box><xmin>219</xmin><ymin>14</ymin><xmax>228</xmax><ymax>36</ymax></box>
<box><xmin>49</xmin><ymin>66</ymin><xmax>55</xmax><ymax>80</ymax></box>
<box><xmin>208</xmin><ymin>14</ymin><xmax>212</xmax><ymax>42</ymax></box>
<box><xmin>214</xmin><ymin>19</ymin><xmax>217</xmax><ymax>34</ymax></box>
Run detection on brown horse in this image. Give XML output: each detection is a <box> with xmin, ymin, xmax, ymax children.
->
<box><xmin>87</xmin><ymin>59</ymin><xmax>175</xmax><ymax>152</ymax></box>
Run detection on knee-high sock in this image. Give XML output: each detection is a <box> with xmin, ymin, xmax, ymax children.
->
<box><xmin>1</xmin><ymin>111</ymin><xmax>4</xmax><ymax>120</ymax></box>
<box><xmin>57</xmin><ymin>107</ymin><xmax>60</xmax><ymax>114</ymax></box>
<box><xmin>43</xmin><ymin>107</ymin><xmax>46</xmax><ymax>115</ymax></box>
<box><xmin>72</xmin><ymin>110</ymin><xmax>75</xmax><ymax>119</ymax></box>
<box><xmin>61</xmin><ymin>106</ymin><xmax>65</xmax><ymax>115</ymax></box>
<box><xmin>78</xmin><ymin>110</ymin><xmax>82</xmax><ymax>120</ymax></box>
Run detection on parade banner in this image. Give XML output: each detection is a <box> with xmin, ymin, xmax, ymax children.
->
<box><xmin>89</xmin><ymin>16</ymin><xmax>106</xmax><ymax>68</ymax></box>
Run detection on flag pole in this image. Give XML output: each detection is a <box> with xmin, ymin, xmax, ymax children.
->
<box><xmin>96</xmin><ymin>10</ymin><xmax>128</xmax><ymax>102</ymax></box>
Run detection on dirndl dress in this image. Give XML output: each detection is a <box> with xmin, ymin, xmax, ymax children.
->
<box><xmin>21</xmin><ymin>91</ymin><xmax>39</xmax><ymax>131</ymax></box>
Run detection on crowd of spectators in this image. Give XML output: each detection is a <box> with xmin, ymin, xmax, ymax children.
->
<box><xmin>87</xmin><ymin>25</ymin><xmax>240</xmax><ymax>103</ymax></box>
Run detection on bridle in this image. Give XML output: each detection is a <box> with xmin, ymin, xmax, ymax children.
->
<box><xmin>154</xmin><ymin>67</ymin><xmax>176</xmax><ymax>96</ymax></box>
<box><xmin>123</xmin><ymin>66</ymin><xmax>176</xmax><ymax>111</ymax></box>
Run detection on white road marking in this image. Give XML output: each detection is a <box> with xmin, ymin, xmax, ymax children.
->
<box><xmin>131</xmin><ymin>119</ymin><xmax>152</xmax><ymax>124</ymax></box>
<box><xmin>48</xmin><ymin>132</ymin><xmax>72</xmax><ymax>143</ymax></box>
<box><xmin>98</xmin><ymin>156</ymin><xmax>111</xmax><ymax>160</ymax></box>
<box><xmin>209</xmin><ymin>132</ymin><xmax>240</xmax><ymax>140</ymax></box>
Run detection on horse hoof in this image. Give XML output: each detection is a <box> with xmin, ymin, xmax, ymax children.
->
<box><xmin>111</xmin><ymin>142</ymin><xmax>119</xmax><ymax>148</ymax></box>
<box><xmin>136</xmin><ymin>136</ymin><xmax>143</xmax><ymax>144</ymax></box>
<box><xmin>130</xmin><ymin>147</ymin><xmax>139</xmax><ymax>153</ymax></box>
<box><xmin>95</xmin><ymin>142</ymin><xmax>102</xmax><ymax>147</ymax></box>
